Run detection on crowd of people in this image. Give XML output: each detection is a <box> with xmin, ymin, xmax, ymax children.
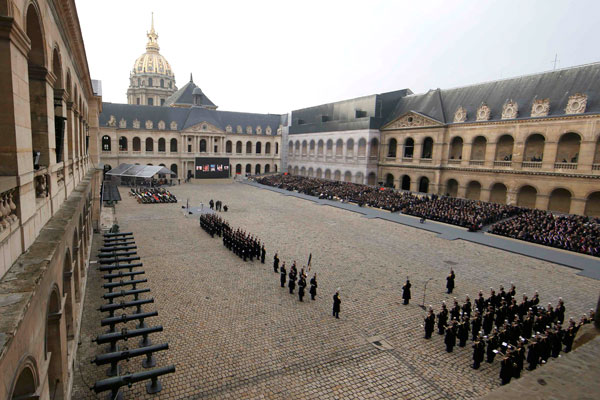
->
<box><xmin>256</xmin><ymin>175</ymin><xmax>520</xmax><ymax>230</ymax></box>
<box><xmin>129</xmin><ymin>187</ymin><xmax>177</xmax><ymax>204</ymax></box>
<box><xmin>490</xmin><ymin>210</ymin><xmax>600</xmax><ymax>257</ymax></box>
<box><xmin>255</xmin><ymin>174</ymin><xmax>599</xmax><ymax>256</ymax></box>
<box><xmin>422</xmin><ymin>283</ymin><xmax>595</xmax><ymax>385</ymax></box>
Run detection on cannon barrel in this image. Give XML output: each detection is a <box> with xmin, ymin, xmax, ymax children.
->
<box><xmin>103</xmin><ymin>271</ymin><xmax>145</xmax><ymax>281</ymax></box>
<box><xmin>99</xmin><ymin>256</ymin><xmax>141</xmax><ymax>265</ymax></box>
<box><xmin>99</xmin><ymin>263</ymin><xmax>143</xmax><ymax>272</ymax></box>
<box><xmin>101</xmin><ymin>311</ymin><xmax>158</xmax><ymax>328</ymax></box>
<box><xmin>103</xmin><ymin>232</ymin><xmax>134</xmax><ymax>237</ymax></box>
<box><xmin>103</xmin><ymin>288</ymin><xmax>150</xmax><ymax>300</ymax></box>
<box><xmin>91</xmin><ymin>343</ymin><xmax>168</xmax><ymax>366</ymax></box>
<box><xmin>102</xmin><ymin>240</ymin><xmax>135</xmax><ymax>247</ymax></box>
<box><xmin>103</xmin><ymin>279</ymin><xmax>147</xmax><ymax>290</ymax></box>
<box><xmin>93</xmin><ymin>325</ymin><xmax>162</xmax><ymax>345</ymax></box>
<box><xmin>91</xmin><ymin>365</ymin><xmax>175</xmax><ymax>395</ymax></box>
<box><xmin>104</xmin><ymin>237</ymin><xmax>134</xmax><ymax>243</ymax></box>
<box><xmin>99</xmin><ymin>245</ymin><xmax>137</xmax><ymax>252</ymax></box>
<box><xmin>99</xmin><ymin>298</ymin><xmax>154</xmax><ymax>313</ymax></box>
<box><xmin>98</xmin><ymin>251</ymin><xmax>137</xmax><ymax>258</ymax></box>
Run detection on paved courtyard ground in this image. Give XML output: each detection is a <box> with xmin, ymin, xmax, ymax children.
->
<box><xmin>72</xmin><ymin>182</ymin><xmax>600</xmax><ymax>400</ymax></box>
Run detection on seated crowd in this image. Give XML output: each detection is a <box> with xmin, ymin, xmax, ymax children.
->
<box><xmin>490</xmin><ymin>210</ymin><xmax>600</xmax><ymax>257</ymax></box>
<box><xmin>423</xmin><ymin>284</ymin><xmax>595</xmax><ymax>385</ymax></box>
<box><xmin>129</xmin><ymin>187</ymin><xmax>177</xmax><ymax>204</ymax></box>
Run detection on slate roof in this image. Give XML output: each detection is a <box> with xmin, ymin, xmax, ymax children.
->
<box><xmin>100</xmin><ymin>102</ymin><xmax>284</xmax><ymax>135</ymax></box>
<box><xmin>163</xmin><ymin>79</ymin><xmax>216</xmax><ymax>108</ymax></box>
<box><xmin>386</xmin><ymin>62</ymin><xmax>600</xmax><ymax>125</ymax></box>
<box><xmin>289</xmin><ymin>89</ymin><xmax>412</xmax><ymax>134</ymax></box>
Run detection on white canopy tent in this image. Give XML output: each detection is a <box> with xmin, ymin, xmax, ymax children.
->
<box><xmin>106</xmin><ymin>164</ymin><xmax>175</xmax><ymax>178</ymax></box>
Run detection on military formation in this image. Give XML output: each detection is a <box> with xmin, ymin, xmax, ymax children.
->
<box><xmin>129</xmin><ymin>187</ymin><xmax>177</xmax><ymax>204</ymax></box>
<box><xmin>422</xmin><ymin>279</ymin><xmax>596</xmax><ymax>385</ymax></box>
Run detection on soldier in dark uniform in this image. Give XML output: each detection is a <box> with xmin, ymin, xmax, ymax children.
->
<box><xmin>298</xmin><ymin>275</ymin><xmax>306</xmax><ymax>302</ymax></box>
<box><xmin>402</xmin><ymin>279</ymin><xmax>411</xmax><ymax>305</ymax></box>
<box><xmin>527</xmin><ymin>336</ymin><xmax>539</xmax><ymax>370</ymax></box>
<box><xmin>458</xmin><ymin>316</ymin><xmax>470</xmax><ymax>347</ymax></box>
<box><xmin>555</xmin><ymin>298</ymin><xmax>565</xmax><ymax>324</ymax></box>
<box><xmin>280</xmin><ymin>262</ymin><xmax>287</xmax><ymax>288</ymax></box>
<box><xmin>273</xmin><ymin>253</ymin><xmax>280</xmax><ymax>273</ymax></box>
<box><xmin>446</xmin><ymin>269</ymin><xmax>455</xmax><ymax>294</ymax></box>
<box><xmin>513</xmin><ymin>342</ymin><xmax>525</xmax><ymax>378</ymax></box>
<box><xmin>209</xmin><ymin>199</ymin><xmax>214</xmax><ymax>209</ymax></box>
<box><xmin>486</xmin><ymin>329</ymin><xmax>499</xmax><ymax>363</ymax></box>
<box><xmin>424</xmin><ymin>306</ymin><xmax>435</xmax><ymax>339</ymax></box>
<box><xmin>462</xmin><ymin>295</ymin><xmax>472</xmax><ymax>319</ymax></box>
<box><xmin>483</xmin><ymin>306</ymin><xmax>495</xmax><ymax>335</ymax></box>
<box><xmin>450</xmin><ymin>299</ymin><xmax>461</xmax><ymax>321</ymax></box>
<box><xmin>499</xmin><ymin>351</ymin><xmax>513</xmax><ymax>385</ymax></box>
<box><xmin>333</xmin><ymin>291</ymin><xmax>341</xmax><ymax>318</ymax></box>
<box><xmin>309</xmin><ymin>274</ymin><xmax>318</xmax><ymax>300</ymax></box>
<box><xmin>288</xmin><ymin>267</ymin><xmax>296</xmax><ymax>294</ymax></box>
<box><xmin>261</xmin><ymin>245</ymin><xmax>266</xmax><ymax>264</ymax></box>
<box><xmin>471</xmin><ymin>311</ymin><xmax>482</xmax><ymax>341</ymax></box>
<box><xmin>551</xmin><ymin>324</ymin><xmax>563</xmax><ymax>358</ymax></box>
<box><xmin>472</xmin><ymin>335</ymin><xmax>485</xmax><ymax>369</ymax></box>
<box><xmin>437</xmin><ymin>302</ymin><xmax>448</xmax><ymax>335</ymax></box>
<box><xmin>445</xmin><ymin>321</ymin><xmax>457</xmax><ymax>352</ymax></box>
<box><xmin>475</xmin><ymin>290</ymin><xmax>485</xmax><ymax>314</ymax></box>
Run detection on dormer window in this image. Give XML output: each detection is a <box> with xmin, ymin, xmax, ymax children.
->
<box><xmin>355</xmin><ymin>110</ymin><xmax>367</xmax><ymax>118</ymax></box>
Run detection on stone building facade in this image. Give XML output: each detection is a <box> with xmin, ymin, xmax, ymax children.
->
<box><xmin>286</xmin><ymin>64</ymin><xmax>600</xmax><ymax>217</ymax></box>
<box><xmin>286</xmin><ymin>90</ymin><xmax>410</xmax><ymax>184</ymax></box>
<box><xmin>0</xmin><ymin>0</ymin><xmax>102</xmax><ymax>399</ymax></box>
<box><xmin>378</xmin><ymin>64</ymin><xmax>600</xmax><ymax>216</ymax></box>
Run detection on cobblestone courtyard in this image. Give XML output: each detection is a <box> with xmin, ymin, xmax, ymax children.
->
<box><xmin>73</xmin><ymin>182</ymin><xmax>600</xmax><ymax>400</ymax></box>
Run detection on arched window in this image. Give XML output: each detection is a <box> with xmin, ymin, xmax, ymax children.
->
<box><xmin>446</xmin><ymin>179</ymin><xmax>459</xmax><ymax>197</ymax></box>
<box><xmin>246</xmin><ymin>141</ymin><xmax>252</xmax><ymax>154</ymax></box>
<box><xmin>404</xmin><ymin>138</ymin><xmax>414</xmax><ymax>158</ymax></box>
<box><xmin>246</xmin><ymin>164</ymin><xmax>252</xmax><ymax>173</ymax></box>
<box><xmin>517</xmin><ymin>185</ymin><xmax>537</xmax><ymax>208</ymax></box>
<box><xmin>236</xmin><ymin>141</ymin><xmax>243</xmax><ymax>154</ymax></box>
<box><xmin>200</xmin><ymin>139</ymin><xmax>207</xmax><ymax>152</ymax></box>
<box><xmin>133</xmin><ymin>137</ymin><xmax>141</xmax><ymax>151</ymax></box>
<box><xmin>548</xmin><ymin>188</ymin><xmax>572</xmax><ymax>213</ymax></box>
<box><xmin>288</xmin><ymin>141</ymin><xmax>293</xmax><ymax>156</ymax></box>
<box><xmin>102</xmin><ymin>135</ymin><xmax>111</xmax><ymax>151</ymax></box>
<box><xmin>170</xmin><ymin>163</ymin><xmax>178</xmax><ymax>177</ymax></box>
<box><xmin>385</xmin><ymin>173</ymin><xmax>395</xmax><ymax>188</ymax></box>
<box><xmin>358</xmin><ymin>138</ymin><xmax>366</xmax><ymax>157</ymax></box>
<box><xmin>466</xmin><ymin>181</ymin><xmax>481</xmax><ymax>200</ymax></box>
<box><xmin>160</xmin><ymin>79</ymin><xmax>164</xmax><ymax>88</ymax></box>
<box><xmin>158</xmin><ymin>138</ymin><xmax>166</xmax><ymax>152</ymax></box>
<box><xmin>148</xmin><ymin>77</ymin><xmax>153</xmax><ymax>87</ymax></box>
<box><xmin>226</xmin><ymin>140</ymin><xmax>233</xmax><ymax>153</ymax></box>
<box><xmin>275</xmin><ymin>142</ymin><xmax>279</xmax><ymax>154</ymax></box>
<box><xmin>346</xmin><ymin>139</ymin><xmax>354</xmax><ymax>157</ymax></box>
<box><xmin>236</xmin><ymin>164</ymin><xmax>242</xmax><ymax>174</ymax></box>
<box><xmin>449</xmin><ymin>137</ymin><xmax>463</xmax><ymax>160</ymax></box>
<box><xmin>401</xmin><ymin>175</ymin><xmax>411</xmax><ymax>191</ymax></box>
<box><xmin>255</xmin><ymin>164</ymin><xmax>261</xmax><ymax>174</ymax></box>
<box><xmin>145</xmin><ymin>137</ymin><xmax>153</xmax><ymax>152</ymax></box>
<box><xmin>524</xmin><ymin>134</ymin><xmax>545</xmax><ymax>162</ymax></box>
<box><xmin>265</xmin><ymin>164</ymin><xmax>270</xmax><ymax>173</ymax></box>
<box><xmin>10</xmin><ymin>363</ymin><xmax>38</xmax><ymax>399</ymax></box>
<box><xmin>317</xmin><ymin>140</ymin><xmax>324</xmax><ymax>155</ymax></box>
<box><xmin>387</xmin><ymin>138</ymin><xmax>397</xmax><ymax>158</ymax></box>
<box><xmin>170</xmin><ymin>138</ymin><xmax>178</xmax><ymax>152</ymax></box>
<box><xmin>489</xmin><ymin>183</ymin><xmax>508</xmax><ymax>204</ymax></box>
<box><xmin>265</xmin><ymin>142</ymin><xmax>271</xmax><ymax>154</ymax></box>
<box><xmin>335</xmin><ymin>139</ymin><xmax>343</xmax><ymax>156</ymax></box>
<box><xmin>302</xmin><ymin>140</ymin><xmax>308</xmax><ymax>155</ymax></box>
<box><xmin>119</xmin><ymin>136</ymin><xmax>127</xmax><ymax>151</ymax></box>
<box><xmin>256</xmin><ymin>142</ymin><xmax>262</xmax><ymax>154</ymax></box>
<box><xmin>418</xmin><ymin>177</ymin><xmax>429</xmax><ymax>193</ymax></box>
<box><xmin>326</xmin><ymin>139</ymin><xmax>333</xmax><ymax>156</ymax></box>
<box><xmin>470</xmin><ymin>136</ymin><xmax>487</xmax><ymax>161</ymax></box>
<box><xmin>370</xmin><ymin>138</ymin><xmax>379</xmax><ymax>158</ymax></box>
<box><xmin>556</xmin><ymin>132</ymin><xmax>581</xmax><ymax>164</ymax></box>
<box><xmin>421</xmin><ymin>137</ymin><xmax>433</xmax><ymax>159</ymax></box>
<box><xmin>494</xmin><ymin>135</ymin><xmax>514</xmax><ymax>161</ymax></box>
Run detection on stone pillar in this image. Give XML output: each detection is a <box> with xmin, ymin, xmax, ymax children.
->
<box><xmin>570</xmin><ymin>197</ymin><xmax>586</xmax><ymax>215</ymax></box>
<box><xmin>536</xmin><ymin>194</ymin><xmax>550</xmax><ymax>211</ymax></box>
<box><xmin>462</xmin><ymin>142</ymin><xmax>472</xmax><ymax>167</ymax></box>
<box><xmin>485</xmin><ymin>140</ymin><xmax>496</xmax><ymax>167</ymax></box>
<box><xmin>579</xmin><ymin>139</ymin><xmax>596</xmax><ymax>171</ymax></box>
<box><xmin>506</xmin><ymin>189</ymin><xmax>518</xmax><ymax>206</ymax></box>
<box><xmin>543</xmin><ymin>141</ymin><xmax>558</xmax><ymax>170</ymax></box>
<box><xmin>457</xmin><ymin>184</ymin><xmax>467</xmax><ymax>198</ymax></box>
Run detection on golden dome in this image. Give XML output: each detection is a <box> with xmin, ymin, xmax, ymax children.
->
<box><xmin>131</xmin><ymin>14</ymin><xmax>174</xmax><ymax>78</ymax></box>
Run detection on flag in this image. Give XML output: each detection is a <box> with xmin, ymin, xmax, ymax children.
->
<box><xmin>307</xmin><ymin>253</ymin><xmax>312</xmax><ymax>271</ymax></box>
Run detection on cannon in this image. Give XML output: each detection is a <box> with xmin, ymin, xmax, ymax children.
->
<box><xmin>91</xmin><ymin>365</ymin><xmax>175</xmax><ymax>399</ymax></box>
<box><xmin>101</xmin><ymin>311</ymin><xmax>158</xmax><ymax>332</ymax></box>
<box><xmin>99</xmin><ymin>298</ymin><xmax>154</xmax><ymax>317</ymax></box>
<box><xmin>98</xmin><ymin>263</ymin><xmax>143</xmax><ymax>274</ymax></box>
<box><xmin>103</xmin><ymin>288</ymin><xmax>150</xmax><ymax>303</ymax></box>
<box><xmin>91</xmin><ymin>343</ymin><xmax>169</xmax><ymax>376</ymax></box>
<box><xmin>103</xmin><ymin>270</ymin><xmax>145</xmax><ymax>282</ymax></box>
<box><xmin>99</xmin><ymin>256</ymin><xmax>141</xmax><ymax>265</ymax></box>
<box><xmin>103</xmin><ymin>232</ymin><xmax>134</xmax><ymax>237</ymax></box>
<box><xmin>99</xmin><ymin>245</ymin><xmax>137</xmax><ymax>252</ymax></box>
<box><xmin>98</xmin><ymin>251</ymin><xmax>137</xmax><ymax>258</ymax></box>
<box><xmin>103</xmin><ymin>278</ymin><xmax>147</xmax><ymax>292</ymax></box>
<box><xmin>102</xmin><ymin>240</ymin><xmax>135</xmax><ymax>247</ymax></box>
<box><xmin>93</xmin><ymin>325</ymin><xmax>162</xmax><ymax>352</ymax></box>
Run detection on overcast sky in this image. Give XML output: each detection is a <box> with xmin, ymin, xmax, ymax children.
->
<box><xmin>76</xmin><ymin>0</ymin><xmax>599</xmax><ymax>114</ymax></box>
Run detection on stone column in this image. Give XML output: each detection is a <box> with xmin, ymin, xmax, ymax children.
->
<box><xmin>570</xmin><ymin>197</ymin><xmax>586</xmax><ymax>215</ymax></box>
<box><xmin>535</xmin><ymin>193</ymin><xmax>550</xmax><ymax>211</ymax></box>
<box><xmin>462</xmin><ymin>142</ymin><xmax>472</xmax><ymax>167</ymax></box>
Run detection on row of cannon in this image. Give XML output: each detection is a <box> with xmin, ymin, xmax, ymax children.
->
<box><xmin>90</xmin><ymin>231</ymin><xmax>175</xmax><ymax>400</ymax></box>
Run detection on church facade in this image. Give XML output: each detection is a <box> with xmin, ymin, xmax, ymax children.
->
<box><xmin>100</xmin><ymin>19</ymin><xmax>284</xmax><ymax>178</ymax></box>
<box><xmin>287</xmin><ymin>64</ymin><xmax>600</xmax><ymax>217</ymax></box>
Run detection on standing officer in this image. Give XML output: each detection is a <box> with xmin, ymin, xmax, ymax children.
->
<box><xmin>273</xmin><ymin>253</ymin><xmax>280</xmax><ymax>273</ymax></box>
<box><xmin>288</xmin><ymin>267</ymin><xmax>296</xmax><ymax>294</ymax></box>
<box><xmin>402</xmin><ymin>279</ymin><xmax>411</xmax><ymax>305</ymax></box>
<box><xmin>261</xmin><ymin>244</ymin><xmax>266</xmax><ymax>264</ymax></box>
<box><xmin>333</xmin><ymin>291</ymin><xmax>341</xmax><ymax>319</ymax></box>
<box><xmin>446</xmin><ymin>269</ymin><xmax>455</xmax><ymax>294</ymax></box>
<box><xmin>424</xmin><ymin>306</ymin><xmax>435</xmax><ymax>339</ymax></box>
<box><xmin>309</xmin><ymin>274</ymin><xmax>318</xmax><ymax>300</ymax></box>
<box><xmin>280</xmin><ymin>262</ymin><xmax>287</xmax><ymax>288</ymax></box>
<box><xmin>298</xmin><ymin>274</ymin><xmax>306</xmax><ymax>302</ymax></box>
<box><xmin>472</xmin><ymin>335</ymin><xmax>485</xmax><ymax>369</ymax></box>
